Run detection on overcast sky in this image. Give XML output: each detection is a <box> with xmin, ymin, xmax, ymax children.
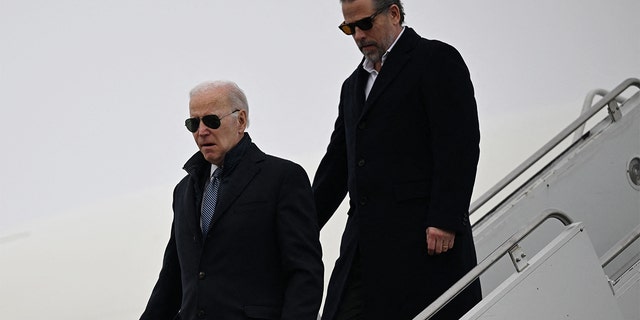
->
<box><xmin>1</xmin><ymin>0</ymin><xmax>639</xmax><ymax>318</ymax></box>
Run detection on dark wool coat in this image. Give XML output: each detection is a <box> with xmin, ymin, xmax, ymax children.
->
<box><xmin>313</xmin><ymin>27</ymin><xmax>482</xmax><ymax>320</ymax></box>
<box><xmin>142</xmin><ymin>135</ymin><xmax>324</xmax><ymax>320</ymax></box>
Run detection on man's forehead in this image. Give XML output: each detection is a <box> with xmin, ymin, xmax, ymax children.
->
<box><xmin>189</xmin><ymin>93</ymin><xmax>229</xmax><ymax>113</ymax></box>
<box><xmin>342</xmin><ymin>0</ymin><xmax>375</xmax><ymax>19</ymax></box>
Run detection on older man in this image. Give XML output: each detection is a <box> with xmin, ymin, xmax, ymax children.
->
<box><xmin>313</xmin><ymin>0</ymin><xmax>482</xmax><ymax>319</ymax></box>
<box><xmin>141</xmin><ymin>81</ymin><xmax>323</xmax><ymax>320</ymax></box>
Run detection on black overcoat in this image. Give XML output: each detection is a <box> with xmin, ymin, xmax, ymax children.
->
<box><xmin>313</xmin><ymin>27</ymin><xmax>481</xmax><ymax>320</ymax></box>
<box><xmin>142</xmin><ymin>135</ymin><xmax>324</xmax><ymax>320</ymax></box>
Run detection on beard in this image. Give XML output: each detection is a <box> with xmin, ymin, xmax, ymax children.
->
<box><xmin>358</xmin><ymin>32</ymin><xmax>397</xmax><ymax>65</ymax></box>
<box><xmin>361</xmin><ymin>44</ymin><xmax>385</xmax><ymax>64</ymax></box>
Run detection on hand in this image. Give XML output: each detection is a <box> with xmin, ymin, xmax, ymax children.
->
<box><xmin>426</xmin><ymin>227</ymin><xmax>455</xmax><ymax>256</ymax></box>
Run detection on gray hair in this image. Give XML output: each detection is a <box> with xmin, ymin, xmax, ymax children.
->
<box><xmin>189</xmin><ymin>80</ymin><xmax>250</xmax><ymax>127</ymax></box>
<box><xmin>340</xmin><ymin>0</ymin><xmax>405</xmax><ymax>25</ymax></box>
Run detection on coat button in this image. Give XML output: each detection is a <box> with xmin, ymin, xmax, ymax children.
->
<box><xmin>198</xmin><ymin>272</ymin><xmax>206</xmax><ymax>280</ymax></box>
<box><xmin>358</xmin><ymin>159</ymin><xmax>365</xmax><ymax>167</ymax></box>
<box><xmin>359</xmin><ymin>196</ymin><xmax>367</xmax><ymax>206</ymax></box>
<box><xmin>358</xmin><ymin>122</ymin><xmax>366</xmax><ymax>129</ymax></box>
<box><xmin>197</xmin><ymin>310</ymin><xmax>206</xmax><ymax>318</ymax></box>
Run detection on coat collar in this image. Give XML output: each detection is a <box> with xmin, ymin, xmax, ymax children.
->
<box><xmin>210</xmin><ymin>141</ymin><xmax>264</xmax><ymax>228</ymax></box>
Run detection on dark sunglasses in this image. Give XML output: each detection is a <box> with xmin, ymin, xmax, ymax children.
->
<box><xmin>185</xmin><ymin>109</ymin><xmax>240</xmax><ymax>132</ymax></box>
<box><xmin>338</xmin><ymin>7</ymin><xmax>387</xmax><ymax>35</ymax></box>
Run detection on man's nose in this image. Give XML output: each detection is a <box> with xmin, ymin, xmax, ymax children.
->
<box><xmin>196</xmin><ymin>121</ymin><xmax>210</xmax><ymax>135</ymax></box>
<box><xmin>353</xmin><ymin>27</ymin><xmax>365</xmax><ymax>39</ymax></box>
<box><xmin>352</xmin><ymin>26</ymin><xmax>369</xmax><ymax>41</ymax></box>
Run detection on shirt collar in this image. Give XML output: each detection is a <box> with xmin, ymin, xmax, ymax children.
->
<box><xmin>362</xmin><ymin>26</ymin><xmax>406</xmax><ymax>73</ymax></box>
<box><xmin>208</xmin><ymin>164</ymin><xmax>220</xmax><ymax>179</ymax></box>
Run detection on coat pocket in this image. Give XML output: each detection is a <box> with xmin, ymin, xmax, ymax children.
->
<box><xmin>243</xmin><ymin>305</ymin><xmax>281</xmax><ymax>319</ymax></box>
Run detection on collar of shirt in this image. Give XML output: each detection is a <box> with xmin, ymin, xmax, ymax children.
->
<box><xmin>208</xmin><ymin>164</ymin><xmax>220</xmax><ymax>180</ymax></box>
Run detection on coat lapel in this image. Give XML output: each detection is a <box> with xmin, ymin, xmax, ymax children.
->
<box><xmin>208</xmin><ymin>144</ymin><xmax>263</xmax><ymax>228</ymax></box>
<box><xmin>190</xmin><ymin>179</ymin><xmax>205</xmax><ymax>242</ymax></box>
<box><xmin>360</xmin><ymin>27</ymin><xmax>419</xmax><ymax>119</ymax></box>
<box><xmin>182</xmin><ymin>152</ymin><xmax>210</xmax><ymax>242</ymax></box>
<box><xmin>342</xmin><ymin>66</ymin><xmax>368</xmax><ymax>125</ymax></box>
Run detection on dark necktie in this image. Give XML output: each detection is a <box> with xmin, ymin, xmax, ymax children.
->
<box><xmin>201</xmin><ymin>168</ymin><xmax>222</xmax><ymax>235</ymax></box>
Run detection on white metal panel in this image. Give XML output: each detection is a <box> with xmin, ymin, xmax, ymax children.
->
<box><xmin>463</xmin><ymin>224</ymin><xmax>624</xmax><ymax>320</ymax></box>
<box><xmin>472</xmin><ymin>91</ymin><xmax>640</xmax><ymax>295</ymax></box>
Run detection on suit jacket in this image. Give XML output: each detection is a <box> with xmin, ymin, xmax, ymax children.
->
<box><xmin>142</xmin><ymin>134</ymin><xmax>324</xmax><ymax>320</ymax></box>
<box><xmin>313</xmin><ymin>27</ymin><xmax>481</xmax><ymax>320</ymax></box>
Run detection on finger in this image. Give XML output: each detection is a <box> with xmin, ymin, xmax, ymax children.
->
<box><xmin>435</xmin><ymin>238</ymin><xmax>443</xmax><ymax>255</ymax></box>
<box><xmin>427</xmin><ymin>238</ymin><xmax>436</xmax><ymax>255</ymax></box>
<box><xmin>426</xmin><ymin>229</ymin><xmax>436</xmax><ymax>255</ymax></box>
<box><xmin>439</xmin><ymin>239</ymin><xmax>453</xmax><ymax>254</ymax></box>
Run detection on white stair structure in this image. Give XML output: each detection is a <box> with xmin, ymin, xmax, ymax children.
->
<box><xmin>414</xmin><ymin>78</ymin><xmax>640</xmax><ymax>319</ymax></box>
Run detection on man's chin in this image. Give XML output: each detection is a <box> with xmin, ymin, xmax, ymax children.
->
<box><xmin>362</xmin><ymin>51</ymin><xmax>381</xmax><ymax>64</ymax></box>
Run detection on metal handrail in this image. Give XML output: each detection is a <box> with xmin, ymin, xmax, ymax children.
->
<box><xmin>412</xmin><ymin>209</ymin><xmax>574</xmax><ymax>320</ymax></box>
<box><xmin>572</xmin><ymin>89</ymin><xmax>627</xmax><ymax>142</ymax></box>
<box><xmin>470</xmin><ymin>78</ymin><xmax>640</xmax><ymax>220</ymax></box>
<box><xmin>600</xmin><ymin>224</ymin><xmax>640</xmax><ymax>268</ymax></box>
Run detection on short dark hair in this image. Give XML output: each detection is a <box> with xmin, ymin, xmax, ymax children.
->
<box><xmin>341</xmin><ymin>0</ymin><xmax>405</xmax><ymax>25</ymax></box>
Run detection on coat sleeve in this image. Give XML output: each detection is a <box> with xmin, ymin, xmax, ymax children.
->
<box><xmin>312</xmin><ymin>85</ymin><xmax>349</xmax><ymax>229</ymax></box>
<box><xmin>423</xmin><ymin>42</ymin><xmax>480</xmax><ymax>233</ymax></box>
<box><xmin>276</xmin><ymin>162</ymin><xmax>324</xmax><ymax>320</ymax></box>
<box><xmin>140</xmin><ymin>199</ymin><xmax>182</xmax><ymax>320</ymax></box>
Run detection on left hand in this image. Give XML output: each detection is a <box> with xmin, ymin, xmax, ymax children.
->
<box><xmin>426</xmin><ymin>227</ymin><xmax>455</xmax><ymax>256</ymax></box>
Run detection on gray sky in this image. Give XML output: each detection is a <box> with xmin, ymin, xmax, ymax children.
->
<box><xmin>1</xmin><ymin>0</ymin><xmax>639</xmax><ymax>318</ymax></box>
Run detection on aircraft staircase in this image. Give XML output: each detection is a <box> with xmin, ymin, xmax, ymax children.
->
<box><xmin>414</xmin><ymin>78</ymin><xmax>640</xmax><ymax>319</ymax></box>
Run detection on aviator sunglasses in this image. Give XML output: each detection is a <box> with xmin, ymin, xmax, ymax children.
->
<box><xmin>338</xmin><ymin>7</ymin><xmax>387</xmax><ymax>35</ymax></box>
<box><xmin>185</xmin><ymin>109</ymin><xmax>240</xmax><ymax>132</ymax></box>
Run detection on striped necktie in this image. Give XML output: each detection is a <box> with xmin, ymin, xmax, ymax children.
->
<box><xmin>201</xmin><ymin>168</ymin><xmax>222</xmax><ymax>235</ymax></box>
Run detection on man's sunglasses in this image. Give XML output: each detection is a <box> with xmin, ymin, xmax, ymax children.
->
<box><xmin>338</xmin><ymin>7</ymin><xmax>387</xmax><ymax>35</ymax></box>
<box><xmin>185</xmin><ymin>109</ymin><xmax>239</xmax><ymax>132</ymax></box>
